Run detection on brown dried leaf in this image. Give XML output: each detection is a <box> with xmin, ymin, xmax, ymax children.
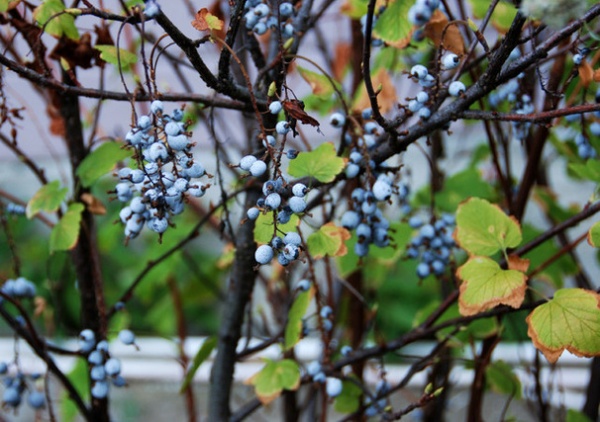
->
<box><xmin>50</xmin><ymin>33</ymin><xmax>96</xmax><ymax>69</ymax></box>
<box><xmin>423</xmin><ymin>9</ymin><xmax>465</xmax><ymax>55</ymax></box>
<box><xmin>353</xmin><ymin>68</ymin><xmax>397</xmax><ymax>114</ymax></box>
<box><xmin>579</xmin><ymin>60</ymin><xmax>594</xmax><ymax>87</ymax></box>
<box><xmin>333</xmin><ymin>42</ymin><xmax>351</xmax><ymax>82</ymax></box>
<box><xmin>594</xmin><ymin>69</ymin><xmax>600</xmax><ymax>83</ymax></box>
<box><xmin>80</xmin><ymin>193</ymin><xmax>106</xmax><ymax>215</ymax></box>
<box><xmin>507</xmin><ymin>255</ymin><xmax>530</xmax><ymax>272</ymax></box>
<box><xmin>191</xmin><ymin>8</ymin><xmax>224</xmax><ymax>32</ymax></box>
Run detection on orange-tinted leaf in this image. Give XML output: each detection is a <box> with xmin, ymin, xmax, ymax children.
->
<box><xmin>423</xmin><ymin>10</ymin><xmax>465</xmax><ymax>55</ymax></box>
<box><xmin>333</xmin><ymin>42</ymin><xmax>352</xmax><ymax>82</ymax></box>
<box><xmin>594</xmin><ymin>68</ymin><xmax>600</xmax><ymax>83</ymax></box>
<box><xmin>507</xmin><ymin>255</ymin><xmax>529</xmax><ymax>272</ymax></box>
<box><xmin>457</xmin><ymin>256</ymin><xmax>527</xmax><ymax>316</ymax></box>
<box><xmin>527</xmin><ymin>289</ymin><xmax>600</xmax><ymax>363</ymax></box>
<box><xmin>191</xmin><ymin>8</ymin><xmax>224</xmax><ymax>32</ymax></box>
<box><xmin>80</xmin><ymin>193</ymin><xmax>106</xmax><ymax>215</ymax></box>
<box><xmin>352</xmin><ymin>68</ymin><xmax>397</xmax><ymax>114</ymax></box>
<box><xmin>579</xmin><ymin>60</ymin><xmax>594</xmax><ymax>87</ymax></box>
<box><xmin>307</xmin><ymin>222</ymin><xmax>351</xmax><ymax>259</ymax></box>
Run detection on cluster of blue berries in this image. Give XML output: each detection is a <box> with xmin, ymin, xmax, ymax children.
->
<box><xmin>3</xmin><ymin>203</ymin><xmax>26</xmax><ymax>215</ymax></box>
<box><xmin>248</xmin><ymin>177</ymin><xmax>309</xmax><ymax>223</ymax></box>
<box><xmin>340</xmin><ymin>181</ymin><xmax>396</xmax><ymax>258</ymax></box>
<box><xmin>244</xmin><ymin>0</ymin><xmax>296</xmax><ymax>37</ymax></box>
<box><xmin>254</xmin><ymin>231</ymin><xmax>303</xmax><ymax>266</ymax></box>
<box><xmin>1</xmin><ymin>277</ymin><xmax>36</xmax><ymax>301</ymax></box>
<box><xmin>407</xmin><ymin>61</ymin><xmax>463</xmax><ymax>120</ymax></box>
<box><xmin>0</xmin><ymin>363</ymin><xmax>45</xmax><ymax>410</ymax></box>
<box><xmin>78</xmin><ymin>329</ymin><xmax>136</xmax><ymax>399</ymax></box>
<box><xmin>304</xmin><ymin>361</ymin><xmax>343</xmax><ymax>397</ymax></box>
<box><xmin>573</xmin><ymin>132</ymin><xmax>597</xmax><ymax>160</ymax></box>
<box><xmin>406</xmin><ymin>214</ymin><xmax>455</xmax><ymax>278</ymax></box>
<box><xmin>116</xmin><ymin>101</ymin><xmax>210</xmax><ymax>241</ymax></box>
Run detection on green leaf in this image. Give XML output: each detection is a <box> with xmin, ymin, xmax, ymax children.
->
<box><xmin>95</xmin><ymin>45</ymin><xmax>138</xmax><ymax>68</ymax></box>
<box><xmin>33</xmin><ymin>0</ymin><xmax>79</xmax><ymax>40</ymax></box>
<box><xmin>457</xmin><ymin>256</ymin><xmax>527</xmax><ymax>316</ymax></box>
<box><xmin>76</xmin><ymin>141</ymin><xmax>130</xmax><ymax>187</ymax></box>
<box><xmin>26</xmin><ymin>180</ymin><xmax>68</xmax><ymax>219</ymax></box>
<box><xmin>297</xmin><ymin>67</ymin><xmax>336</xmax><ymax>97</ymax></box>
<box><xmin>284</xmin><ymin>288</ymin><xmax>314</xmax><ymax>350</ymax></box>
<box><xmin>526</xmin><ymin>288</ymin><xmax>600</xmax><ymax>363</ymax></box>
<box><xmin>373</xmin><ymin>0</ymin><xmax>412</xmax><ymax>44</ymax></box>
<box><xmin>61</xmin><ymin>357</ymin><xmax>89</xmax><ymax>422</ymax></box>
<box><xmin>485</xmin><ymin>360</ymin><xmax>522</xmax><ymax>399</ymax></box>
<box><xmin>246</xmin><ymin>359</ymin><xmax>301</xmax><ymax>404</ymax></box>
<box><xmin>414</xmin><ymin>167</ymin><xmax>495</xmax><ymax>212</ymax></box>
<box><xmin>180</xmin><ymin>336</ymin><xmax>217</xmax><ymax>393</ymax></box>
<box><xmin>307</xmin><ymin>223</ymin><xmax>351</xmax><ymax>259</ymax></box>
<box><xmin>455</xmin><ymin>197</ymin><xmax>522</xmax><ymax>256</ymax></box>
<box><xmin>253</xmin><ymin>213</ymin><xmax>299</xmax><ymax>244</ymax></box>
<box><xmin>334</xmin><ymin>380</ymin><xmax>363</xmax><ymax>413</ymax></box>
<box><xmin>588</xmin><ymin>221</ymin><xmax>600</xmax><ymax>247</ymax></box>
<box><xmin>50</xmin><ymin>203</ymin><xmax>84</xmax><ymax>253</ymax></box>
<box><xmin>566</xmin><ymin>409</ymin><xmax>593</xmax><ymax>422</ymax></box>
<box><xmin>468</xmin><ymin>0</ymin><xmax>517</xmax><ymax>32</ymax></box>
<box><xmin>287</xmin><ymin>142</ymin><xmax>345</xmax><ymax>183</ymax></box>
<box><xmin>568</xmin><ymin>159</ymin><xmax>600</xmax><ymax>182</ymax></box>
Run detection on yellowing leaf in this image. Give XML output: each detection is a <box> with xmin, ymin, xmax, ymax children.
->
<box><xmin>307</xmin><ymin>223</ymin><xmax>351</xmax><ymax>259</ymax></box>
<box><xmin>287</xmin><ymin>142</ymin><xmax>345</xmax><ymax>183</ymax></box>
<box><xmin>95</xmin><ymin>45</ymin><xmax>137</xmax><ymax>68</ymax></box>
<box><xmin>0</xmin><ymin>0</ymin><xmax>20</xmax><ymax>13</ymax></box>
<box><xmin>284</xmin><ymin>287</ymin><xmax>314</xmax><ymax>350</ymax></box>
<box><xmin>80</xmin><ymin>193</ymin><xmax>106</xmax><ymax>215</ymax></box>
<box><xmin>50</xmin><ymin>203</ymin><xmax>84</xmax><ymax>253</ymax></box>
<box><xmin>588</xmin><ymin>221</ymin><xmax>600</xmax><ymax>247</ymax></box>
<box><xmin>457</xmin><ymin>256</ymin><xmax>527</xmax><ymax>316</ymax></box>
<box><xmin>423</xmin><ymin>10</ymin><xmax>465</xmax><ymax>55</ymax></box>
<box><xmin>191</xmin><ymin>8</ymin><xmax>224</xmax><ymax>32</ymax></box>
<box><xmin>33</xmin><ymin>0</ymin><xmax>79</xmax><ymax>40</ymax></box>
<box><xmin>526</xmin><ymin>288</ymin><xmax>600</xmax><ymax>363</ymax></box>
<box><xmin>246</xmin><ymin>359</ymin><xmax>301</xmax><ymax>405</ymax></box>
<box><xmin>340</xmin><ymin>0</ymin><xmax>368</xmax><ymax>18</ymax></box>
<box><xmin>297</xmin><ymin>66</ymin><xmax>335</xmax><ymax>97</ymax></box>
<box><xmin>26</xmin><ymin>180</ymin><xmax>68</xmax><ymax>219</ymax></box>
<box><xmin>352</xmin><ymin>68</ymin><xmax>397</xmax><ymax>114</ymax></box>
<box><xmin>455</xmin><ymin>197</ymin><xmax>522</xmax><ymax>256</ymax></box>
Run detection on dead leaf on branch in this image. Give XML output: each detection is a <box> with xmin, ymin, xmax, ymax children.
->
<box><xmin>423</xmin><ymin>9</ymin><xmax>465</xmax><ymax>55</ymax></box>
<box><xmin>191</xmin><ymin>8</ymin><xmax>224</xmax><ymax>32</ymax></box>
<box><xmin>352</xmin><ymin>68</ymin><xmax>397</xmax><ymax>114</ymax></box>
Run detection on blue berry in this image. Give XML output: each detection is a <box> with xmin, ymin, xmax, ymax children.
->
<box><xmin>448</xmin><ymin>81</ymin><xmax>466</xmax><ymax>97</ymax></box>
<box><xmin>269</xmin><ymin>101</ymin><xmax>282</xmax><ymax>114</ymax></box>
<box><xmin>255</xmin><ymin>245</ymin><xmax>274</xmax><ymax>265</ymax></box>
<box><xmin>91</xmin><ymin>381</ymin><xmax>109</xmax><ymax>399</ymax></box>
<box><xmin>249</xmin><ymin>160</ymin><xmax>267</xmax><ymax>177</ymax></box>
<box><xmin>27</xmin><ymin>391</ymin><xmax>45</xmax><ymax>409</ymax></box>
<box><xmin>326</xmin><ymin>377</ymin><xmax>343</xmax><ymax>397</ymax></box>
<box><xmin>288</xmin><ymin>197</ymin><xmax>307</xmax><ymax>213</ymax></box>
<box><xmin>118</xmin><ymin>329</ymin><xmax>136</xmax><ymax>346</ymax></box>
